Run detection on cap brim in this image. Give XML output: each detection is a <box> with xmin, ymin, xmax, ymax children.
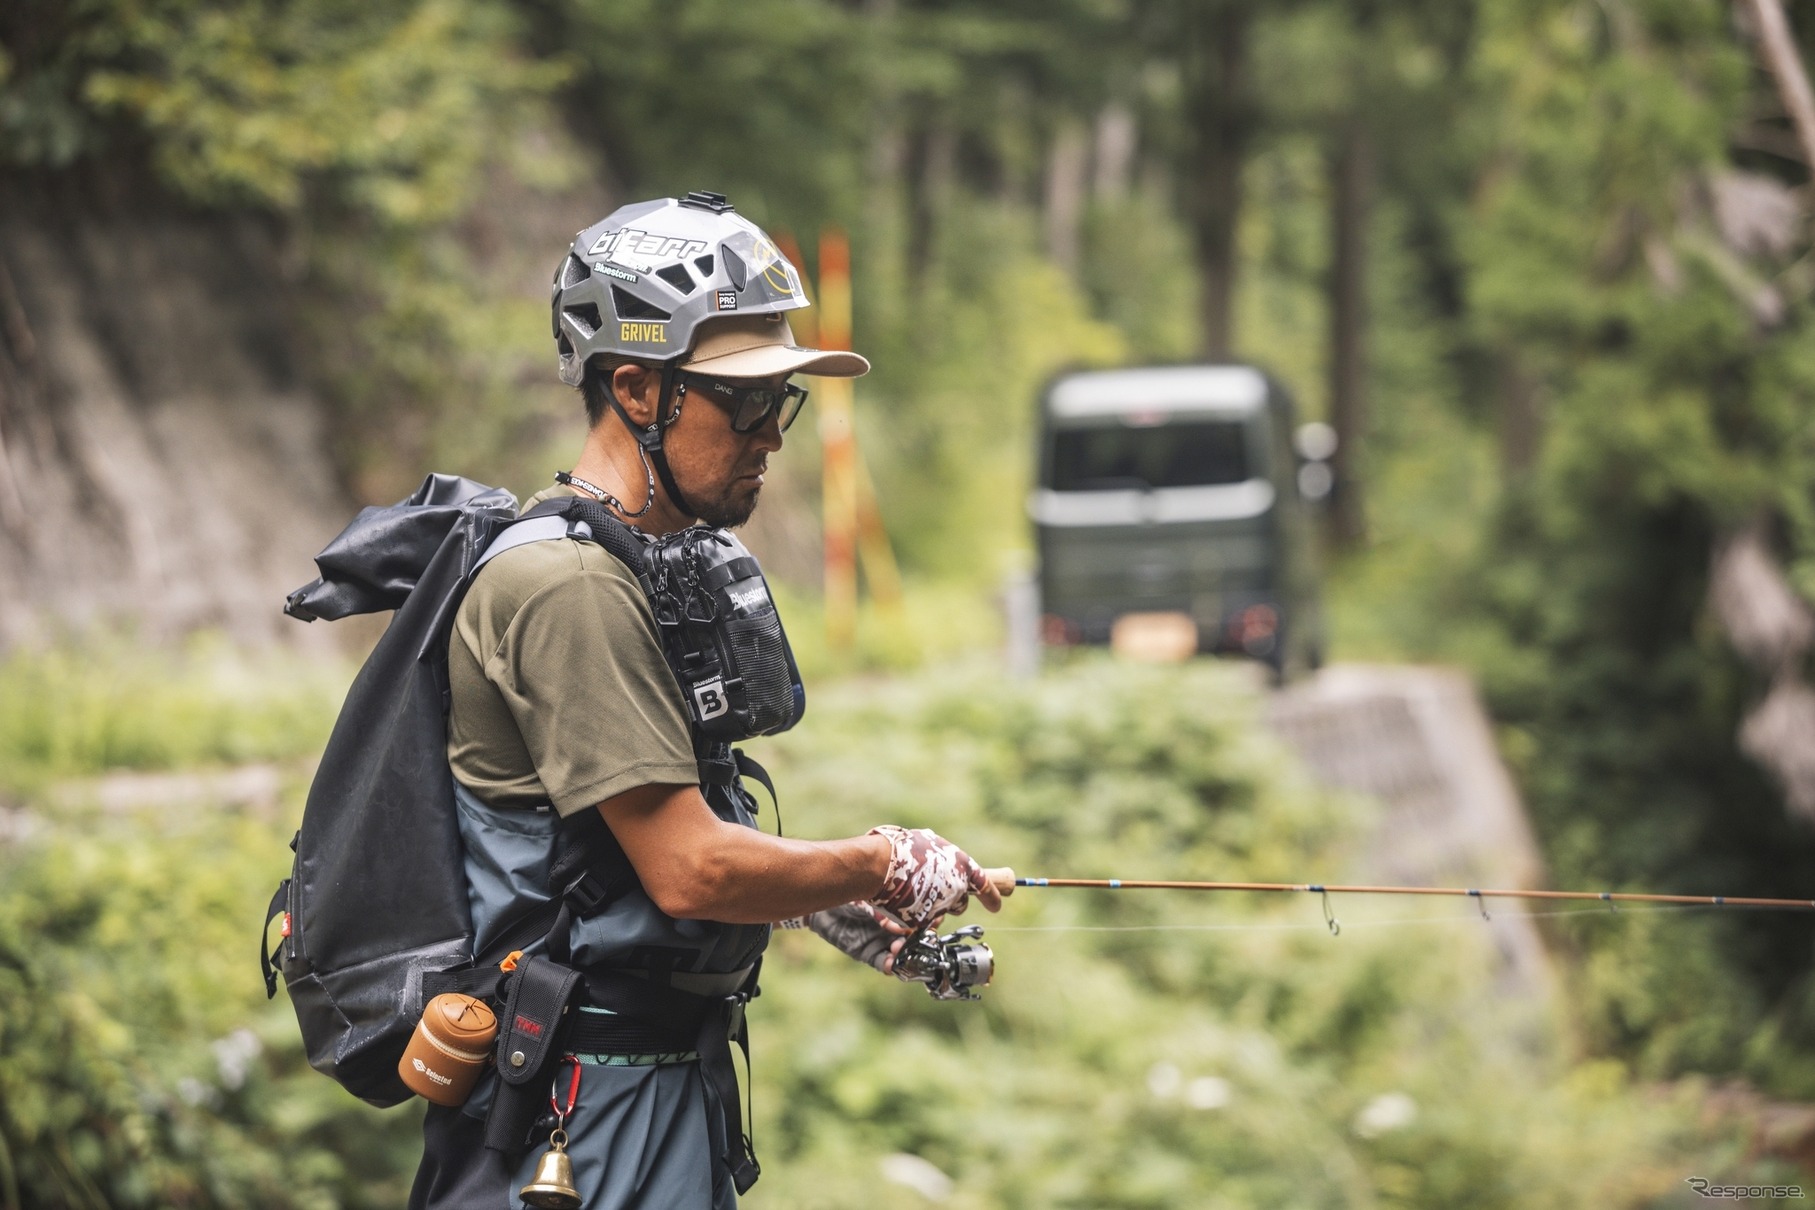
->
<box><xmin>680</xmin><ymin>342</ymin><xmax>870</xmax><ymax>379</ymax></box>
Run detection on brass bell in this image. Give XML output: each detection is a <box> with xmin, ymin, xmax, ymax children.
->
<box><xmin>519</xmin><ymin>1133</ymin><xmax>582</xmax><ymax>1210</ymax></box>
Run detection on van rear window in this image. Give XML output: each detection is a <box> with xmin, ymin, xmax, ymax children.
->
<box><xmin>1049</xmin><ymin>420</ymin><xmax>1251</xmax><ymax>491</ymax></box>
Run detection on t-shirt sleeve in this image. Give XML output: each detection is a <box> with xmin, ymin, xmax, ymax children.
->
<box><xmin>485</xmin><ymin>567</ymin><xmax>698</xmax><ymax>816</ymax></box>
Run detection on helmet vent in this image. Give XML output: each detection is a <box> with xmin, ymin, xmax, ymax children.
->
<box><xmin>721</xmin><ymin>246</ymin><xmax>748</xmax><ymax>291</ymax></box>
<box><xmin>611</xmin><ymin>287</ymin><xmax>671</xmax><ymax>322</ymax></box>
<box><xmin>656</xmin><ymin>264</ymin><xmax>696</xmax><ymax>295</ymax></box>
<box><xmin>561</xmin><ymin>254</ymin><xmax>590</xmax><ymax>290</ymax></box>
<box><xmin>563</xmin><ymin>303</ymin><xmax>603</xmax><ymax>337</ymax></box>
<box><xmin>694</xmin><ymin>254</ymin><xmax>715</xmax><ymax>278</ymax></box>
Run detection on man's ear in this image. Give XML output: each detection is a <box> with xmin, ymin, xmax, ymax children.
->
<box><xmin>611</xmin><ymin>363</ymin><xmax>661</xmax><ymax>427</ymax></box>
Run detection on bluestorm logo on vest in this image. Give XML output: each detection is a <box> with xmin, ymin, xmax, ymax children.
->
<box><xmin>727</xmin><ymin>585</ymin><xmax>768</xmax><ymax>615</ymax></box>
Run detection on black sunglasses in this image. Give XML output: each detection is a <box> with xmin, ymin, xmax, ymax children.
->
<box><xmin>678</xmin><ymin>373</ymin><xmax>810</xmax><ymax>434</ymax></box>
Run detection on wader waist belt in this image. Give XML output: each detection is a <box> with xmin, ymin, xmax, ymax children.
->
<box><xmin>483</xmin><ymin>960</ymin><xmax>763</xmax><ymax>1195</ymax></box>
<box><xmin>568</xmin><ymin>967</ymin><xmax>752</xmax><ymax>1053</ymax></box>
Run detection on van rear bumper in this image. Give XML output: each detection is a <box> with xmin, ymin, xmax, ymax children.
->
<box><xmin>1040</xmin><ymin>597</ymin><xmax>1284</xmax><ymax>661</ymax></box>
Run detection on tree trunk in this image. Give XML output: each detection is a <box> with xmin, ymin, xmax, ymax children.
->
<box><xmin>0</xmin><ymin>165</ymin><xmax>348</xmax><ymax>651</ymax></box>
<box><xmin>1045</xmin><ymin>122</ymin><xmax>1081</xmax><ymax>273</ymax></box>
<box><xmin>1712</xmin><ymin>521</ymin><xmax>1815</xmax><ymax>819</ymax></box>
<box><xmin>903</xmin><ymin>121</ymin><xmax>955</xmax><ymax>301</ymax></box>
<box><xmin>1044</xmin><ymin>123</ymin><xmax>1090</xmax><ymax>276</ymax></box>
<box><xmin>1327</xmin><ymin>117</ymin><xmax>1372</xmax><ymax>548</ymax></box>
<box><xmin>1092</xmin><ymin>103</ymin><xmax>1138</xmax><ymax>202</ymax></box>
<box><xmin>1182</xmin><ymin>1</ymin><xmax>1255</xmax><ymax>359</ymax></box>
<box><xmin>1496</xmin><ymin>351</ymin><xmax>1543</xmax><ymax>476</ymax></box>
<box><xmin>1723</xmin><ymin>0</ymin><xmax>1815</xmax><ymax>821</ymax></box>
<box><xmin>1742</xmin><ymin>0</ymin><xmax>1815</xmax><ymax>174</ymax></box>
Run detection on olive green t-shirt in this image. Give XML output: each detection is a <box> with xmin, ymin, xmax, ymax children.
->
<box><xmin>446</xmin><ymin>485</ymin><xmax>697</xmax><ymax>815</ymax></box>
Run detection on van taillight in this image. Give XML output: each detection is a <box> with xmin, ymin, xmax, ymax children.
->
<box><xmin>1040</xmin><ymin>614</ymin><xmax>1079</xmax><ymax>646</ymax></box>
<box><xmin>1228</xmin><ymin>605</ymin><xmax>1278</xmax><ymax>655</ymax></box>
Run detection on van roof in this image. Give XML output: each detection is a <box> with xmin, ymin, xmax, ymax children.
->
<box><xmin>1046</xmin><ymin>365</ymin><xmax>1269</xmax><ymax>420</ymax></box>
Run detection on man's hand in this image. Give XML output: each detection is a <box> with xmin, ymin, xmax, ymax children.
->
<box><xmin>864</xmin><ymin>825</ymin><xmax>1003</xmax><ymax>927</ymax></box>
<box><xmin>795</xmin><ymin>871</ymin><xmax>1012</xmax><ymax>976</ymax></box>
<box><xmin>793</xmin><ymin>902</ymin><xmax>910</xmax><ymax>972</ymax></box>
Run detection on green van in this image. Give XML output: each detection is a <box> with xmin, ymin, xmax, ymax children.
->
<box><xmin>1032</xmin><ymin>364</ymin><xmax>1329</xmax><ymax>679</ymax></box>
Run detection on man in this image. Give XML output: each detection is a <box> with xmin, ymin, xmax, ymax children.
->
<box><xmin>408</xmin><ymin>191</ymin><xmax>1001</xmax><ymax>1209</ymax></box>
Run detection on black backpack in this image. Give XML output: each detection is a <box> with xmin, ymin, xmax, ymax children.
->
<box><xmin>260</xmin><ymin>474</ymin><xmax>651</xmax><ymax>1107</ymax></box>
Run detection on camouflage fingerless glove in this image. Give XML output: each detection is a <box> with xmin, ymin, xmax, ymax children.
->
<box><xmin>865</xmin><ymin>824</ymin><xmax>987</xmax><ymax>926</ymax></box>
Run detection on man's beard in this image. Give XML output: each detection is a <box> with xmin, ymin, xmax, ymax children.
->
<box><xmin>694</xmin><ymin>481</ymin><xmax>761</xmax><ymax>529</ymax></box>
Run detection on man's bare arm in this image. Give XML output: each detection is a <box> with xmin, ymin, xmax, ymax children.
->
<box><xmin>596</xmin><ymin>783</ymin><xmax>1004</xmax><ymax>925</ymax></box>
<box><xmin>598</xmin><ymin>783</ymin><xmax>886</xmax><ymax>923</ymax></box>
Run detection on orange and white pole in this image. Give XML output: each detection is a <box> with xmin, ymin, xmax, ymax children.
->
<box><xmin>817</xmin><ymin>229</ymin><xmax>859</xmax><ymax>651</ymax></box>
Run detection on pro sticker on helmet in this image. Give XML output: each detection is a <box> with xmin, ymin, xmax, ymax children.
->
<box><xmin>716</xmin><ymin>289</ymin><xmax>738</xmax><ymax>311</ymax></box>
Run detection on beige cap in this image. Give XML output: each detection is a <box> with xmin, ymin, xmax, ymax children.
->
<box><xmin>680</xmin><ymin>314</ymin><xmax>870</xmax><ymax>380</ymax></box>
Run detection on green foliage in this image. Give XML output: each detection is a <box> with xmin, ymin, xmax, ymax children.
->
<box><xmin>4</xmin><ymin>0</ymin><xmax>562</xmax><ymax>219</ymax></box>
<box><xmin>773</xmin><ymin>580</ymin><xmax>1005</xmax><ymax>683</ymax></box>
<box><xmin>859</xmin><ymin>200</ymin><xmax>1129</xmax><ymax>582</ymax></box>
<box><xmin>532</xmin><ymin>0</ymin><xmax>1131</xmax><ymax>231</ymax></box>
<box><xmin>0</xmin><ymin>804</ymin><xmax>424</xmax><ymax>1209</ymax></box>
<box><xmin>1128</xmin><ymin>0</ymin><xmax>1815</xmax><ymax>1106</ymax></box>
<box><xmin>1079</xmin><ymin>191</ymin><xmax>1202</xmax><ymax>363</ymax></box>
<box><xmin>1</xmin><ymin>0</ymin><xmax>582</xmax><ymax>501</ymax></box>
<box><xmin>0</xmin><ymin>635</ymin><xmax>347</xmax><ymax>796</ymax></box>
<box><xmin>524</xmin><ymin>0</ymin><xmax>875</xmax><ymax>232</ymax></box>
<box><xmin>1447</xmin><ymin>0</ymin><xmax>1815</xmax><ymax>1095</ymax></box>
<box><xmin>748</xmin><ymin>659</ymin><xmax>1774</xmax><ymax>1207</ymax></box>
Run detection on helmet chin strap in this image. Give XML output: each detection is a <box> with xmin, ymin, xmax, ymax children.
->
<box><xmin>606</xmin><ymin>360</ymin><xmax>697</xmax><ymax>522</ymax></box>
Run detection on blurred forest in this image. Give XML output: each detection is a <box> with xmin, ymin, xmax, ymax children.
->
<box><xmin>8</xmin><ymin>0</ymin><xmax>1815</xmax><ymax>1205</ymax></box>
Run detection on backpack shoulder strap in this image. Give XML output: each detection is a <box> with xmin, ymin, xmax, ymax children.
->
<box><xmin>472</xmin><ymin>514</ymin><xmax>576</xmax><ymax>574</ymax></box>
<box><xmin>474</xmin><ymin>496</ymin><xmax>649</xmax><ymax>578</ymax></box>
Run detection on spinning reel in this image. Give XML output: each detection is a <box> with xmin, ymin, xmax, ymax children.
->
<box><xmin>892</xmin><ymin>923</ymin><xmax>994</xmax><ymax>1002</ymax></box>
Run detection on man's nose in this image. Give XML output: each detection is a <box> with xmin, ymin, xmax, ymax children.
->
<box><xmin>752</xmin><ymin>412</ymin><xmax>784</xmax><ymax>453</ymax></box>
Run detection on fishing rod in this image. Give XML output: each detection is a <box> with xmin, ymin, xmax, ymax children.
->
<box><xmin>887</xmin><ymin>872</ymin><xmax>1815</xmax><ymax>1002</ymax></box>
<box><xmin>1006</xmin><ymin>876</ymin><xmax>1815</xmax><ymax>934</ymax></box>
<box><xmin>1009</xmin><ymin>877</ymin><xmax>1815</xmax><ymax>912</ymax></box>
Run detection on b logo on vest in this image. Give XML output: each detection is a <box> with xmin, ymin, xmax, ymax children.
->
<box><xmin>693</xmin><ymin>678</ymin><xmax>730</xmax><ymax>722</ymax></box>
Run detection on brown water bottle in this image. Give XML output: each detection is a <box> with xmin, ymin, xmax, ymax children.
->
<box><xmin>399</xmin><ymin>993</ymin><xmax>497</xmax><ymax>1106</ymax></box>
